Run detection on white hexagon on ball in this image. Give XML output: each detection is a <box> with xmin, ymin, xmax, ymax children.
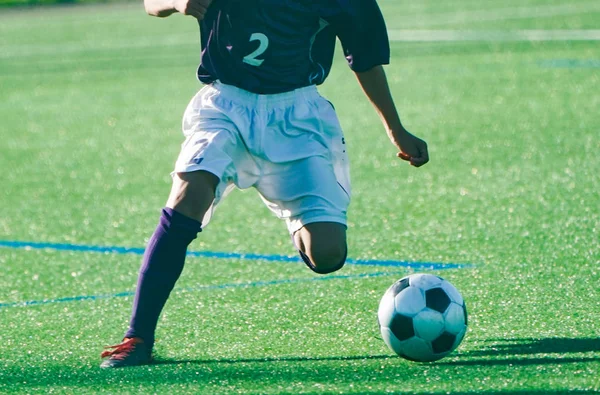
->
<box><xmin>377</xmin><ymin>289</ymin><xmax>396</xmax><ymax>327</ymax></box>
<box><xmin>444</xmin><ymin>302</ymin><xmax>467</xmax><ymax>334</ymax></box>
<box><xmin>453</xmin><ymin>327</ymin><xmax>468</xmax><ymax>350</ymax></box>
<box><xmin>380</xmin><ymin>326</ymin><xmax>403</xmax><ymax>354</ymax></box>
<box><xmin>394</xmin><ymin>286</ymin><xmax>425</xmax><ymax>316</ymax></box>
<box><xmin>399</xmin><ymin>337</ymin><xmax>434</xmax><ymax>361</ymax></box>
<box><xmin>441</xmin><ymin>280</ymin><xmax>464</xmax><ymax>305</ymax></box>
<box><xmin>413</xmin><ymin>308</ymin><xmax>445</xmax><ymax>341</ymax></box>
<box><xmin>409</xmin><ymin>273</ymin><xmax>443</xmax><ymax>290</ymax></box>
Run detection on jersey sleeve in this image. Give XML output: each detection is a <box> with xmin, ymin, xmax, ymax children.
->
<box><xmin>320</xmin><ymin>0</ymin><xmax>390</xmax><ymax>72</ymax></box>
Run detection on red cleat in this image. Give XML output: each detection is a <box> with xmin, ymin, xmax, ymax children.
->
<box><xmin>100</xmin><ymin>337</ymin><xmax>152</xmax><ymax>368</ymax></box>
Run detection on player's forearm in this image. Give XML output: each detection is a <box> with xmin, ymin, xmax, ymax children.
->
<box><xmin>356</xmin><ymin>65</ymin><xmax>429</xmax><ymax>166</ymax></box>
<box><xmin>355</xmin><ymin>65</ymin><xmax>405</xmax><ymax>134</ymax></box>
<box><xmin>144</xmin><ymin>0</ymin><xmax>177</xmax><ymax>17</ymax></box>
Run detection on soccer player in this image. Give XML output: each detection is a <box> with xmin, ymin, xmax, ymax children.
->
<box><xmin>100</xmin><ymin>0</ymin><xmax>429</xmax><ymax>368</ymax></box>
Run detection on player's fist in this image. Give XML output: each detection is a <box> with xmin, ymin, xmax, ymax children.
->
<box><xmin>174</xmin><ymin>0</ymin><xmax>213</xmax><ymax>20</ymax></box>
<box><xmin>393</xmin><ymin>129</ymin><xmax>429</xmax><ymax>167</ymax></box>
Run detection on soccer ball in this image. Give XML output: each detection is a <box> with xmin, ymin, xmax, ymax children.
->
<box><xmin>378</xmin><ymin>273</ymin><xmax>468</xmax><ymax>362</ymax></box>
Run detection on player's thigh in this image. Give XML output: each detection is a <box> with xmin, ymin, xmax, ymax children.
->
<box><xmin>294</xmin><ymin>221</ymin><xmax>347</xmax><ymax>268</ymax></box>
<box><xmin>256</xmin><ymin>155</ymin><xmax>350</xmax><ymax>231</ymax></box>
<box><xmin>166</xmin><ymin>170</ymin><xmax>220</xmax><ymax>223</ymax></box>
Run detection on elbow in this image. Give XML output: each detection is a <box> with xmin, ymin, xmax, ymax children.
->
<box><xmin>143</xmin><ymin>0</ymin><xmax>168</xmax><ymax>17</ymax></box>
<box><xmin>143</xmin><ymin>0</ymin><xmax>152</xmax><ymax>15</ymax></box>
<box><xmin>143</xmin><ymin>3</ymin><xmax>157</xmax><ymax>16</ymax></box>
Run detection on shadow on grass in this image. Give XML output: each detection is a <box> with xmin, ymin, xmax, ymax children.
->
<box><xmin>437</xmin><ymin>337</ymin><xmax>600</xmax><ymax>366</ymax></box>
<box><xmin>153</xmin><ymin>353</ymin><xmax>394</xmax><ymax>366</ymax></box>
<box><xmin>438</xmin><ymin>355</ymin><xmax>600</xmax><ymax>366</ymax></box>
<box><xmin>470</xmin><ymin>337</ymin><xmax>600</xmax><ymax>356</ymax></box>
<box><xmin>1</xmin><ymin>338</ymin><xmax>598</xmax><ymax>392</ymax></box>
<box><xmin>153</xmin><ymin>337</ymin><xmax>600</xmax><ymax>368</ymax></box>
<box><xmin>351</xmin><ymin>392</ymin><xmax>596</xmax><ymax>395</ymax></box>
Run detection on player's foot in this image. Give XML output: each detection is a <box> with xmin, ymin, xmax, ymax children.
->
<box><xmin>100</xmin><ymin>337</ymin><xmax>152</xmax><ymax>368</ymax></box>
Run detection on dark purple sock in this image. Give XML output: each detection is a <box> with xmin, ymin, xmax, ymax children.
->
<box><xmin>124</xmin><ymin>208</ymin><xmax>201</xmax><ymax>348</ymax></box>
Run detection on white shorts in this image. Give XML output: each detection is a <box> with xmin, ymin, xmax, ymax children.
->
<box><xmin>174</xmin><ymin>81</ymin><xmax>351</xmax><ymax>234</ymax></box>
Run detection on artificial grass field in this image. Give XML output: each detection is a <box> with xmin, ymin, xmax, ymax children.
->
<box><xmin>1</xmin><ymin>1</ymin><xmax>599</xmax><ymax>393</ymax></box>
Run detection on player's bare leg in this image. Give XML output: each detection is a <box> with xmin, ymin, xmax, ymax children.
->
<box><xmin>166</xmin><ymin>170</ymin><xmax>219</xmax><ymax>222</ymax></box>
<box><xmin>294</xmin><ymin>222</ymin><xmax>347</xmax><ymax>274</ymax></box>
<box><xmin>101</xmin><ymin>170</ymin><xmax>218</xmax><ymax>368</ymax></box>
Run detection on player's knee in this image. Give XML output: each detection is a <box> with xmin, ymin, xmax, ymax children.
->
<box><xmin>301</xmin><ymin>244</ymin><xmax>347</xmax><ymax>274</ymax></box>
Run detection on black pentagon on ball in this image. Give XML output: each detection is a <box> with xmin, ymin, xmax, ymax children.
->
<box><xmin>389</xmin><ymin>277</ymin><xmax>410</xmax><ymax>297</ymax></box>
<box><xmin>425</xmin><ymin>287</ymin><xmax>451</xmax><ymax>313</ymax></box>
<box><xmin>390</xmin><ymin>313</ymin><xmax>414</xmax><ymax>341</ymax></box>
<box><xmin>432</xmin><ymin>332</ymin><xmax>457</xmax><ymax>354</ymax></box>
<box><xmin>463</xmin><ymin>302</ymin><xmax>468</xmax><ymax>326</ymax></box>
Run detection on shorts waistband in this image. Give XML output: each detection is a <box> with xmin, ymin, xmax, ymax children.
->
<box><xmin>211</xmin><ymin>81</ymin><xmax>320</xmax><ymax>107</ymax></box>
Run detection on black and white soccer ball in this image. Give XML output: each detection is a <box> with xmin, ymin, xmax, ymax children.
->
<box><xmin>378</xmin><ymin>273</ymin><xmax>468</xmax><ymax>362</ymax></box>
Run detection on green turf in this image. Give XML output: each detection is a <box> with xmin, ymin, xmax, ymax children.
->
<box><xmin>1</xmin><ymin>2</ymin><xmax>599</xmax><ymax>394</ymax></box>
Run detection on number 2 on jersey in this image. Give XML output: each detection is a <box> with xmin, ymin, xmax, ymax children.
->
<box><xmin>243</xmin><ymin>33</ymin><xmax>269</xmax><ymax>67</ymax></box>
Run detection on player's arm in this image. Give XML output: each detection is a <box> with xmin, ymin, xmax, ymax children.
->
<box><xmin>355</xmin><ymin>66</ymin><xmax>429</xmax><ymax>167</ymax></box>
<box><xmin>325</xmin><ymin>0</ymin><xmax>429</xmax><ymax>167</ymax></box>
<box><xmin>144</xmin><ymin>0</ymin><xmax>212</xmax><ymax>19</ymax></box>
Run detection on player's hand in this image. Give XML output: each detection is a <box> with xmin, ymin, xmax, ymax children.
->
<box><xmin>173</xmin><ymin>0</ymin><xmax>212</xmax><ymax>19</ymax></box>
<box><xmin>392</xmin><ymin>128</ymin><xmax>429</xmax><ymax>167</ymax></box>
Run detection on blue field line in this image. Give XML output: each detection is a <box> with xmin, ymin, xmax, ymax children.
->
<box><xmin>0</xmin><ymin>240</ymin><xmax>470</xmax><ymax>270</ymax></box>
<box><xmin>0</xmin><ymin>271</ymin><xmax>403</xmax><ymax>309</ymax></box>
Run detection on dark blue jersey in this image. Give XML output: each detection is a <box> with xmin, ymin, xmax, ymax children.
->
<box><xmin>197</xmin><ymin>0</ymin><xmax>390</xmax><ymax>94</ymax></box>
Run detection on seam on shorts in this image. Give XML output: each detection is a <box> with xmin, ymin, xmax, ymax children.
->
<box><xmin>337</xmin><ymin>181</ymin><xmax>350</xmax><ymax>200</ymax></box>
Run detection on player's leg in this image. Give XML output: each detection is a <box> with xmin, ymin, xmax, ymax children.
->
<box><xmin>101</xmin><ymin>84</ymin><xmax>248</xmax><ymax>368</ymax></box>
<box><xmin>166</xmin><ymin>170</ymin><xmax>220</xmax><ymax>221</ymax></box>
<box><xmin>125</xmin><ymin>170</ymin><xmax>218</xmax><ymax>339</ymax></box>
<box><xmin>101</xmin><ymin>171</ymin><xmax>218</xmax><ymax>368</ymax></box>
<box><xmin>293</xmin><ymin>221</ymin><xmax>347</xmax><ymax>274</ymax></box>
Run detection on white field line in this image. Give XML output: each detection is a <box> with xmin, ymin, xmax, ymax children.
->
<box><xmin>2</xmin><ymin>30</ymin><xmax>600</xmax><ymax>59</ymax></box>
<box><xmin>0</xmin><ymin>33</ymin><xmax>196</xmax><ymax>59</ymax></box>
<box><xmin>1</xmin><ymin>1</ymin><xmax>600</xmax><ymax>57</ymax></box>
<box><xmin>4</xmin><ymin>1</ymin><xmax>597</xmax><ymax>27</ymax></box>
<box><xmin>387</xmin><ymin>29</ymin><xmax>600</xmax><ymax>42</ymax></box>
<box><xmin>389</xmin><ymin>1</ymin><xmax>600</xmax><ymax>28</ymax></box>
